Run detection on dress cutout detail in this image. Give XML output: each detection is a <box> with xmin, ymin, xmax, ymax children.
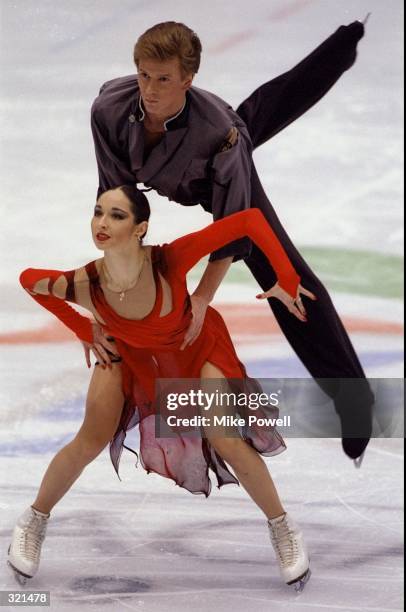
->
<box><xmin>20</xmin><ymin>209</ymin><xmax>299</xmax><ymax>496</ymax></box>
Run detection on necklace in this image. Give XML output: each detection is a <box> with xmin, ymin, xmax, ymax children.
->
<box><xmin>101</xmin><ymin>251</ymin><xmax>146</xmax><ymax>301</ymax></box>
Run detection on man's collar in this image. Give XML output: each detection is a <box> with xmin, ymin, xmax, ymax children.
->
<box><xmin>135</xmin><ymin>93</ymin><xmax>189</xmax><ymax>131</ymax></box>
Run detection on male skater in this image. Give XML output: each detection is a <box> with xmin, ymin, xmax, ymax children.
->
<box><xmin>90</xmin><ymin>20</ymin><xmax>373</xmax><ymax>460</ymax></box>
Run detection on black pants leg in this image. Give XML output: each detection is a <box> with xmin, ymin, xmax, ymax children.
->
<box><xmin>237</xmin><ymin>50</ymin><xmax>374</xmax><ymax>457</ymax></box>
<box><xmin>235</xmin><ymin>21</ymin><xmax>365</xmax><ymax>147</ymax></box>
<box><xmin>245</xmin><ymin>164</ymin><xmax>373</xmax><ymax>457</ymax></box>
<box><xmin>233</xmin><ymin>36</ymin><xmax>375</xmax><ymax>457</ymax></box>
<box><xmin>247</xmin><ymin>164</ymin><xmax>365</xmax><ymax>378</ymax></box>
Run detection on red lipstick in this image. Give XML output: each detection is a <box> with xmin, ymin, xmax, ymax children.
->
<box><xmin>96</xmin><ymin>233</ymin><xmax>110</xmax><ymax>242</ymax></box>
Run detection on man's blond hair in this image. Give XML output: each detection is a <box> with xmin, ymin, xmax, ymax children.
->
<box><xmin>133</xmin><ymin>21</ymin><xmax>202</xmax><ymax>77</ymax></box>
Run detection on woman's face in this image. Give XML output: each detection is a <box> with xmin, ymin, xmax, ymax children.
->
<box><xmin>91</xmin><ymin>189</ymin><xmax>145</xmax><ymax>250</ymax></box>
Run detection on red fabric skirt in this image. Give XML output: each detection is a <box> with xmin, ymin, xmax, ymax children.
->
<box><xmin>110</xmin><ymin>306</ymin><xmax>286</xmax><ymax>496</ymax></box>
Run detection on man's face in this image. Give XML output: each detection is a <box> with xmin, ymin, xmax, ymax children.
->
<box><xmin>137</xmin><ymin>57</ymin><xmax>193</xmax><ymax>119</ymax></box>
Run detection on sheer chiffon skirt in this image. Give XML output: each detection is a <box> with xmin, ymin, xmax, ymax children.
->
<box><xmin>110</xmin><ymin>391</ymin><xmax>286</xmax><ymax>497</ymax></box>
<box><xmin>109</xmin><ymin>310</ymin><xmax>286</xmax><ymax>497</ymax></box>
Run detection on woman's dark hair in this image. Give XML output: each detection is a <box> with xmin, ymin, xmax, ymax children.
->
<box><xmin>118</xmin><ymin>185</ymin><xmax>151</xmax><ymax>240</ymax></box>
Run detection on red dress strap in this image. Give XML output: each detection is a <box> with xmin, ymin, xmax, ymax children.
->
<box><xmin>85</xmin><ymin>261</ymin><xmax>99</xmax><ymax>285</ymax></box>
<box><xmin>48</xmin><ymin>269</ymin><xmax>76</xmax><ymax>302</ymax></box>
<box><xmin>153</xmin><ymin>266</ymin><xmax>163</xmax><ymax>318</ymax></box>
<box><xmin>65</xmin><ymin>270</ymin><xmax>76</xmax><ymax>301</ymax></box>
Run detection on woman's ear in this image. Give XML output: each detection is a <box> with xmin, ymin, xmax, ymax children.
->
<box><xmin>135</xmin><ymin>220</ymin><xmax>148</xmax><ymax>239</ymax></box>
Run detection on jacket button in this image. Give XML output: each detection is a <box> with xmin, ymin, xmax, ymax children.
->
<box><xmin>129</xmin><ymin>114</ymin><xmax>136</xmax><ymax>123</ymax></box>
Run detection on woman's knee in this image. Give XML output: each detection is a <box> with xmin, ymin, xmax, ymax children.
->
<box><xmin>200</xmin><ymin>361</ymin><xmax>226</xmax><ymax>379</ymax></box>
<box><xmin>73</xmin><ymin>430</ymin><xmax>110</xmax><ymax>463</ymax></box>
<box><xmin>85</xmin><ymin>391</ymin><xmax>117</xmax><ymax>414</ymax></box>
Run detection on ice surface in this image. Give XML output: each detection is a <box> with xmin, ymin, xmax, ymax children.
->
<box><xmin>0</xmin><ymin>0</ymin><xmax>403</xmax><ymax>610</ymax></box>
<box><xmin>0</xmin><ymin>440</ymin><xmax>403</xmax><ymax>611</ymax></box>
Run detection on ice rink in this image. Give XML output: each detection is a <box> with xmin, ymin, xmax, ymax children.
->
<box><xmin>0</xmin><ymin>0</ymin><xmax>403</xmax><ymax>610</ymax></box>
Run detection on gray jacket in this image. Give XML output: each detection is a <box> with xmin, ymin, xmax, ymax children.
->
<box><xmin>91</xmin><ymin>79</ymin><xmax>252</xmax><ymax>261</ymax></box>
<box><xmin>91</xmin><ymin>21</ymin><xmax>365</xmax><ymax>262</ymax></box>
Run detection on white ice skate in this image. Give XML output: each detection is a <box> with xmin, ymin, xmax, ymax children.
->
<box><xmin>7</xmin><ymin>506</ymin><xmax>49</xmax><ymax>585</ymax></box>
<box><xmin>268</xmin><ymin>512</ymin><xmax>311</xmax><ymax>592</ymax></box>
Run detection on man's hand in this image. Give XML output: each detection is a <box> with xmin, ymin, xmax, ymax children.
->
<box><xmin>256</xmin><ymin>283</ymin><xmax>317</xmax><ymax>322</ymax></box>
<box><xmin>180</xmin><ymin>294</ymin><xmax>210</xmax><ymax>350</ymax></box>
<box><xmin>180</xmin><ymin>257</ymin><xmax>233</xmax><ymax>351</ymax></box>
<box><xmin>81</xmin><ymin>321</ymin><xmax>120</xmax><ymax>369</ymax></box>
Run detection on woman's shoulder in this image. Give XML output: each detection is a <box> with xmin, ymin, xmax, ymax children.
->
<box><xmin>73</xmin><ymin>260</ymin><xmax>99</xmax><ymax>282</ymax></box>
<box><xmin>149</xmin><ymin>244</ymin><xmax>172</xmax><ymax>275</ymax></box>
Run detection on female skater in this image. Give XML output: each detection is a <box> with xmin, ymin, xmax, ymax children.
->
<box><xmin>8</xmin><ymin>185</ymin><xmax>315</xmax><ymax>590</ymax></box>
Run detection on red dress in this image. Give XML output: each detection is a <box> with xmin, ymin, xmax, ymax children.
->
<box><xmin>20</xmin><ymin>208</ymin><xmax>300</xmax><ymax>496</ymax></box>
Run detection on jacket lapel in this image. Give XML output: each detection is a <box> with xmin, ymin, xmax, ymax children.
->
<box><xmin>128</xmin><ymin>120</ymin><xmax>145</xmax><ymax>173</ymax></box>
<box><xmin>129</xmin><ymin>124</ymin><xmax>188</xmax><ymax>184</ymax></box>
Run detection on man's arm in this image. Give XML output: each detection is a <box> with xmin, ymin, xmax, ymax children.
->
<box><xmin>181</xmin><ymin>255</ymin><xmax>233</xmax><ymax>350</ymax></box>
<box><xmin>181</xmin><ymin>126</ymin><xmax>252</xmax><ymax>349</ymax></box>
<box><xmin>207</xmin><ymin>125</ymin><xmax>254</xmax><ymax>264</ymax></box>
<box><xmin>192</xmin><ymin>256</ymin><xmax>233</xmax><ymax>303</ymax></box>
<box><xmin>192</xmin><ymin>126</ymin><xmax>253</xmax><ymax>301</ymax></box>
<box><xmin>91</xmin><ymin>99</ymin><xmax>135</xmax><ymax>197</ymax></box>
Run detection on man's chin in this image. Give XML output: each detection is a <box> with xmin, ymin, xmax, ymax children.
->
<box><xmin>144</xmin><ymin>100</ymin><xmax>160</xmax><ymax>111</ymax></box>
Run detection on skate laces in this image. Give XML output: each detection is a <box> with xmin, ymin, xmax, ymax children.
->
<box><xmin>268</xmin><ymin>516</ymin><xmax>299</xmax><ymax>568</ymax></box>
<box><xmin>19</xmin><ymin>512</ymin><xmax>48</xmax><ymax>562</ymax></box>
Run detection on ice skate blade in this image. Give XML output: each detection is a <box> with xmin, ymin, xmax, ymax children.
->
<box><xmin>7</xmin><ymin>560</ymin><xmax>31</xmax><ymax>586</ymax></box>
<box><xmin>288</xmin><ymin>568</ymin><xmax>311</xmax><ymax>593</ymax></box>
<box><xmin>362</xmin><ymin>12</ymin><xmax>372</xmax><ymax>26</ymax></box>
<box><xmin>353</xmin><ymin>451</ymin><xmax>365</xmax><ymax>469</ymax></box>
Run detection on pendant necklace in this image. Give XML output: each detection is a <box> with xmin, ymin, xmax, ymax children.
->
<box><xmin>102</xmin><ymin>251</ymin><xmax>146</xmax><ymax>301</ymax></box>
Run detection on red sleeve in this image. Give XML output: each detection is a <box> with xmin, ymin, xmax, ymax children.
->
<box><xmin>165</xmin><ymin>208</ymin><xmax>300</xmax><ymax>298</ymax></box>
<box><xmin>19</xmin><ymin>268</ymin><xmax>94</xmax><ymax>343</ymax></box>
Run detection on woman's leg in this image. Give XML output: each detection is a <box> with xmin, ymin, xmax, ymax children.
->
<box><xmin>200</xmin><ymin>361</ymin><xmax>284</xmax><ymax>520</ymax></box>
<box><xmin>32</xmin><ymin>364</ymin><xmax>124</xmax><ymax>514</ymax></box>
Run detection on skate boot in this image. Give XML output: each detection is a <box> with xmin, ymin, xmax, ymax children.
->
<box><xmin>268</xmin><ymin>512</ymin><xmax>311</xmax><ymax>592</ymax></box>
<box><xmin>7</xmin><ymin>506</ymin><xmax>49</xmax><ymax>585</ymax></box>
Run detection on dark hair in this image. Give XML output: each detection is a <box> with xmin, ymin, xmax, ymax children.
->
<box><xmin>133</xmin><ymin>21</ymin><xmax>202</xmax><ymax>77</ymax></box>
<box><xmin>118</xmin><ymin>185</ymin><xmax>151</xmax><ymax>240</ymax></box>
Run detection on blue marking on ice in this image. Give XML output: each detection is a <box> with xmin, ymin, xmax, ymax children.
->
<box><xmin>360</xmin><ymin>350</ymin><xmax>405</xmax><ymax>367</ymax></box>
<box><xmin>0</xmin><ymin>434</ymin><xmax>75</xmax><ymax>456</ymax></box>
<box><xmin>44</xmin><ymin>398</ymin><xmax>84</xmax><ymax>421</ymax></box>
<box><xmin>247</xmin><ymin>358</ymin><xmax>309</xmax><ymax>378</ymax></box>
<box><xmin>247</xmin><ymin>351</ymin><xmax>404</xmax><ymax>378</ymax></box>
<box><xmin>0</xmin><ymin>396</ymin><xmax>141</xmax><ymax>457</ymax></box>
<box><xmin>0</xmin><ymin>351</ymin><xmax>401</xmax><ymax>457</ymax></box>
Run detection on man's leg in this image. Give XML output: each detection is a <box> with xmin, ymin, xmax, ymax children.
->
<box><xmin>235</xmin><ymin>21</ymin><xmax>365</xmax><ymax>147</ymax></box>
<box><xmin>245</xmin><ymin>165</ymin><xmax>373</xmax><ymax>459</ymax></box>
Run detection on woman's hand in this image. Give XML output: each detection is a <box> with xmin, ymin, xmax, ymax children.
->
<box><xmin>81</xmin><ymin>321</ymin><xmax>120</xmax><ymax>369</ymax></box>
<box><xmin>180</xmin><ymin>294</ymin><xmax>209</xmax><ymax>350</ymax></box>
<box><xmin>256</xmin><ymin>283</ymin><xmax>317</xmax><ymax>322</ymax></box>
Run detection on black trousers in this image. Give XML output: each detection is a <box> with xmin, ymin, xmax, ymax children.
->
<box><xmin>236</xmin><ymin>68</ymin><xmax>374</xmax><ymax>455</ymax></box>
